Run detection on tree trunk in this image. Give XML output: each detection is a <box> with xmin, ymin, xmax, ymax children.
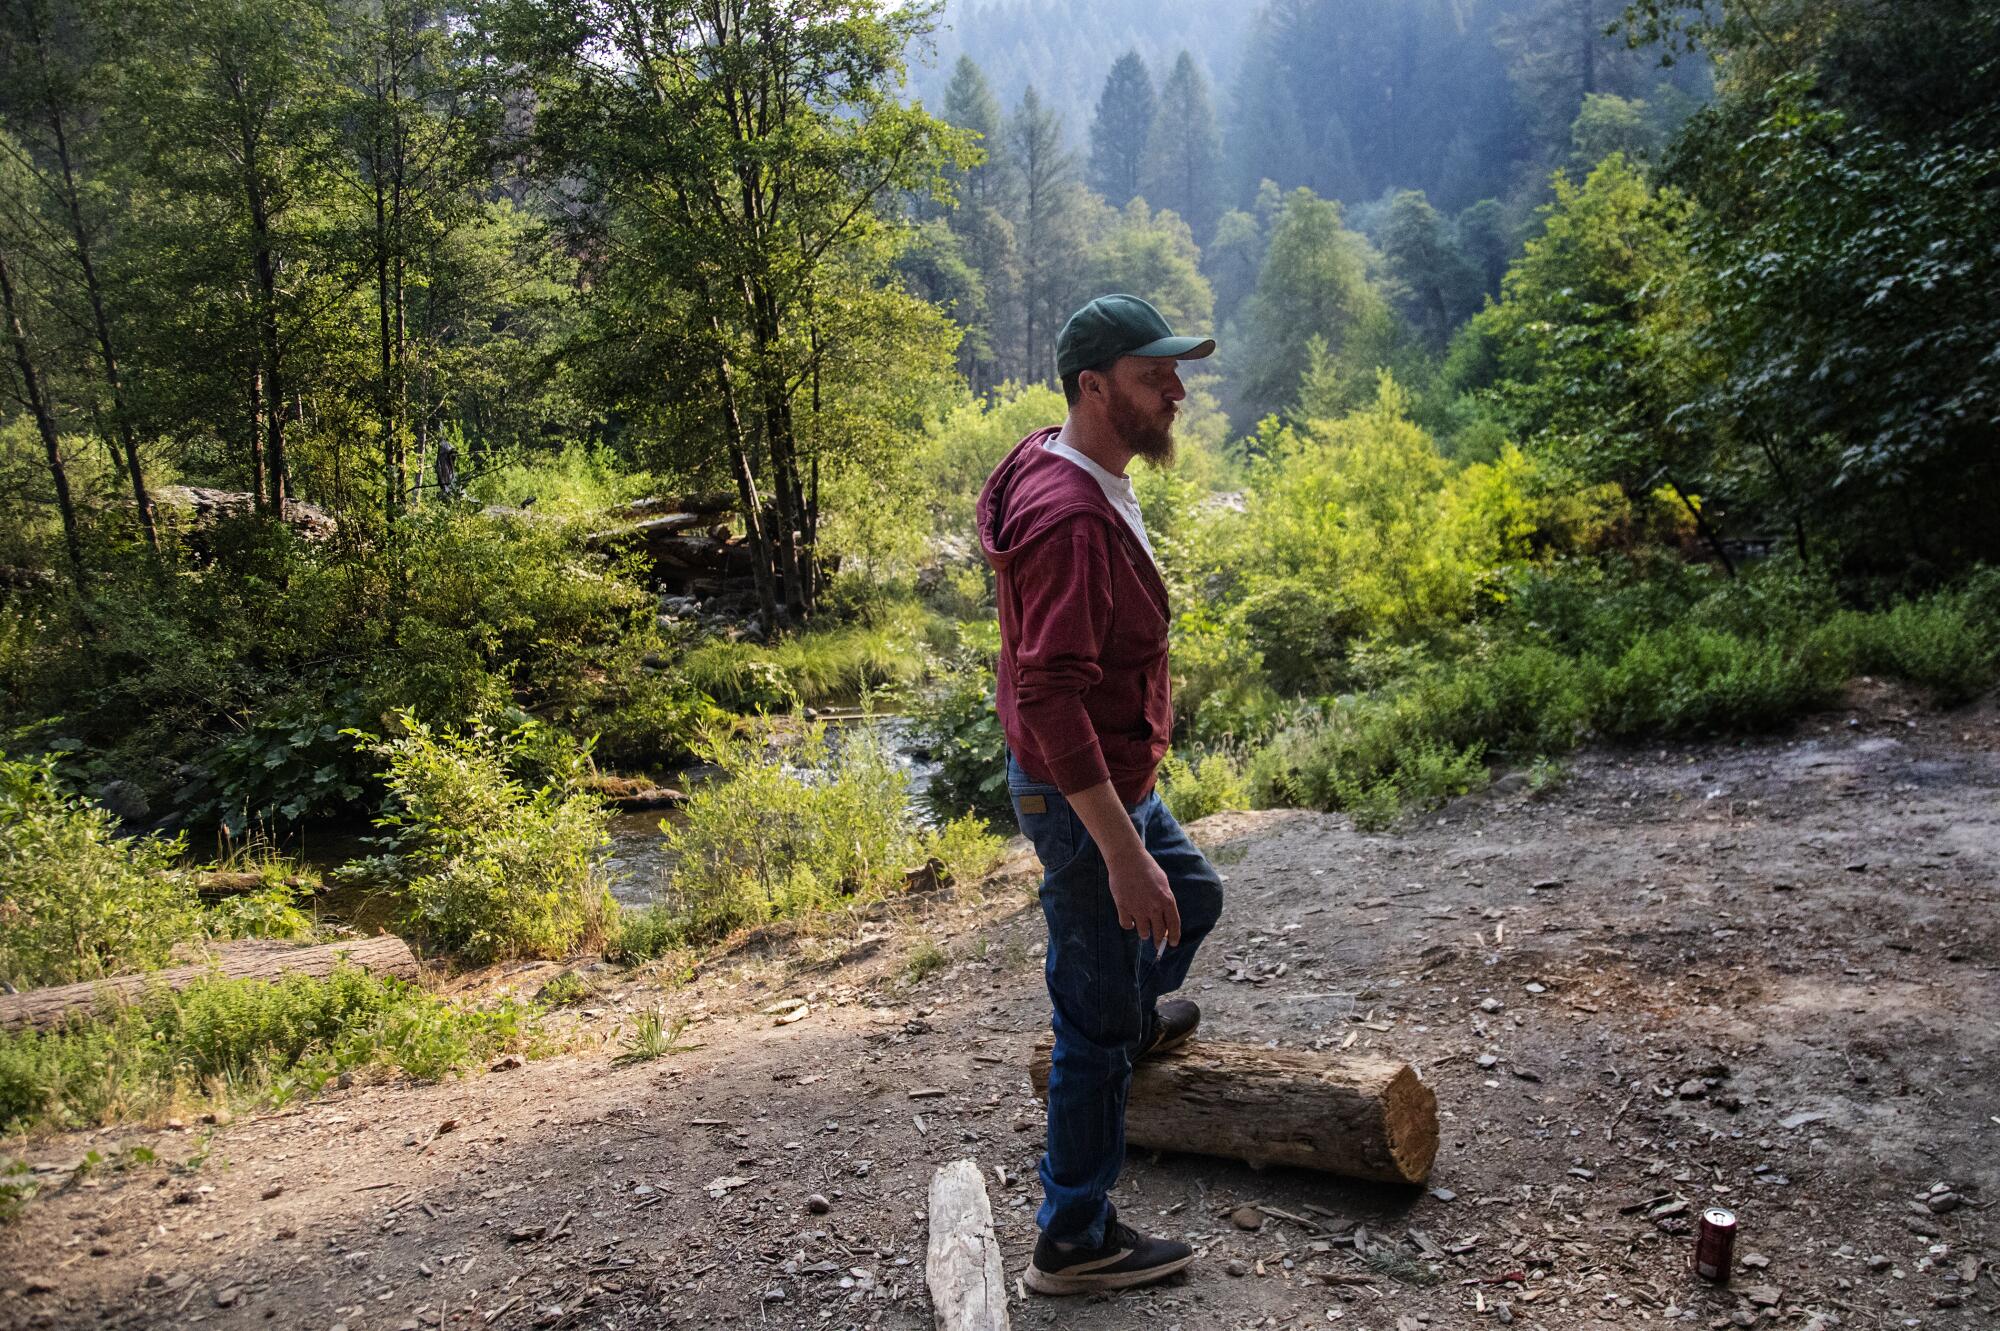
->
<box><xmin>0</xmin><ymin>247</ymin><xmax>84</xmax><ymax>580</ymax></box>
<box><xmin>0</xmin><ymin>935</ymin><xmax>421</xmax><ymax>1033</ymax></box>
<box><xmin>248</xmin><ymin>360</ymin><xmax>266</xmax><ymax>511</ymax></box>
<box><xmin>1664</xmin><ymin>477</ymin><xmax>1737</xmax><ymax>577</ymax></box>
<box><xmin>32</xmin><ymin>39</ymin><xmax>158</xmax><ymax>554</ymax></box>
<box><xmin>1030</xmin><ymin>1038</ymin><xmax>1439</xmax><ymax>1184</ymax></box>
<box><xmin>925</xmin><ymin>1160</ymin><xmax>1011</xmax><ymax>1331</ymax></box>
<box><xmin>707</xmin><ymin>337</ymin><xmax>783</xmax><ymax>631</ymax></box>
<box><xmin>237</xmin><ymin>96</ymin><xmax>286</xmax><ymax>514</ymax></box>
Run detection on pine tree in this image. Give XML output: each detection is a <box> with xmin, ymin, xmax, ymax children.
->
<box><xmin>942</xmin><ymin>55</ymin><xmax>1004</xmax><ymax>210</ymax></box>
<box><xmin>1006</xmin><ymin>85</ymin><xmax>1076</xmax><ymax>383</ymax></box>
<box><xmin>1139</xmin><ymin>51</ymin><xmax>1222</xmax><ymax>244</ymax></box>
<box><xmin>1086</xmin><ymin>50</ymin><xmax>1154</xmax><ymax>208</ymax></box>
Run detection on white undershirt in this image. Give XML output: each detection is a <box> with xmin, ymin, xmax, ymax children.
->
<box><xmin>1043</xmin><ymin>434</ymin><xmax>1156</xmax><ymax>564</ymax></box>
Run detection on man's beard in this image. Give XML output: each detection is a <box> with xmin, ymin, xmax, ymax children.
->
<box><xmin>1108</xmin><ymin>384</ymin><xmax>1176</xmax><ymax>466</ymax></box>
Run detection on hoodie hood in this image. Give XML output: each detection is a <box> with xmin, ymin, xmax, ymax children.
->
<box><xmin>976</xmin><ymin>426</ymin><xmax>1130</xmax><ymax>571</ymax></box>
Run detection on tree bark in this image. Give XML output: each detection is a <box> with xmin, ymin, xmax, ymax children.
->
<box><xmin>28</xmin><ymin>11</ymin><xmax>158</xmax><ymax>554</ymax></box>
<box><xmin>0</xmin><ymin>246</ymin><xmax>84</xmax><ymax>580</ymax></box>
<box><xmin>1664</xmin><ymin>477</ymin><xmax>1737</xmax><ymax>577</ymax></box>
<box><xmin>925</xmin><ymin>1159</ymin><xmax>1011</xmax><ymax>1331</ymax></box>
<box><xmin>234</xmin><ymin>76</ymin><xmax>286</xmax><ymax>514</ymax></box>
<box><xmin>0</xmin><ymin>935</ymin><xmax>421</xmax><ymax>1033</ymax></box>
<box><xmin>1030</xmin><ymin>1038</ymin><xmax>1439</xmax><ymax>1184</ymax></box>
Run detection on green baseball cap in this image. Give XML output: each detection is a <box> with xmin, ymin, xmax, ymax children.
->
<box><xmin>1055</xmin><ymin>293</ymin><xmax>1215</xmax><ymax>379</ymax></box>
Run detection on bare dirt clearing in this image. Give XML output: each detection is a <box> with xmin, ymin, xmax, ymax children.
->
<box><xmin>5</xmin><ymin>684</ymin><xmax>1997</xmax><ymax>1331</ymax></box>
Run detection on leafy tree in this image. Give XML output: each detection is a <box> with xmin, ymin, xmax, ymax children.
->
<box><xmin>1084</xmin><ymin>199</ymin><xmax>1213</xmax><ymax>336</ymax></box>
<box><xmin>1476</xmin><ymin>155</ymin><xmax>1728</xmax><ymax>563</ymax></box>
<box><xmin>1626</xmin><ymin>0</ymin><xmax>2000</xmax><ymax>575</ymax></box>
<box><xmin>336</xmin><ymin>0</ymin><xmax>500</xmax><ymax>522</ymax></box>
<box><xmin>1087</xmin><ymin>50</ymin><xmax>1155</xmax><ymax>208</ymax></box>
<box><xmin>119</xmin><ymin>0</ymin><xmax>347</xmax><ymax>514</ymax></box>
<box><xmin>1139</xmin><ymin>51</ymin><xmax>1222</xmax><ymax>242</ymax></box>
<box><xmin>1455</xmin><ymin>197</ymin><xmax>1518</xmax><ymax>297</ymax></box>
<box><xmin>0</xmin><ymin>0</ymin><xmax>159</xmax><ymax>550</ymax></box>
<box><xmin>498</xmin><ymin>0</ymin><xmax>967</xmax><ymax>623</ymax></box>
<box><xmin>1569</xmin><ymin>92</ymin><xmax>1664</xmax><ymax>169</ymax></box>
<box><xmin>1234</xmin><ymin>188</ymin><xmax>1391</xmax><ymax>427</ymax></box>
<box><xmin>1379</xmin><ymin>190</ymin><xmax>1482</xmax><ymax>349</ymax></box>
<box><xmin>1204</xmin><ymin>206</ymin><xmax>1265</xmax><ymax>329</ymax></box>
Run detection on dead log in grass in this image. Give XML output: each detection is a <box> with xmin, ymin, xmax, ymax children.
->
<box><xmin>0</xmin><ymin>935</ymin><xmax>420</xmax><ymax>1033</ymax></box>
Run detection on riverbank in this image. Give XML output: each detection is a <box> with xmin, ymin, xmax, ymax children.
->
<box><xmin>4</xmin><ymin>681</ymin><xmax>1995</xmax><ymax>1329</ymax></box>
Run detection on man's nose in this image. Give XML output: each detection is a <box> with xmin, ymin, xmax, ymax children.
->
<box><xmin>1164</xmin><ymin>375</ymin><xmax>1185</xmax><ymax>402</ymax></box>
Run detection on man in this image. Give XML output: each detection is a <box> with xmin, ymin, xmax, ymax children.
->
<box><xmin>975</xmin><ymin>294</ymin><xmax>1225</xmax><ymax>1294</ymax></box>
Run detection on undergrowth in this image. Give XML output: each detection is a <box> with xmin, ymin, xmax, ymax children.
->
<box><xmin>646</xmin><ymin>717</ymin><xmax>1003</xmax><ymax>947</ymax></box>
<box><xmin>0</xmin><ymin>967</ymin><xmax>539</xmax><ymax>1136</ymax></box>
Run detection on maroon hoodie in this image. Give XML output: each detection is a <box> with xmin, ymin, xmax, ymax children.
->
<box><xmin>976</xmin><ymin>427</ymin><xmax>1173</xmax><ymax>805</ymax></box>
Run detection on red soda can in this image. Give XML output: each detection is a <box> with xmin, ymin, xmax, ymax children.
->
<box><xmin>1693</xmin><ymin>1207</ymin><xmax>1737</xmax><ymax>1281</ymax></box>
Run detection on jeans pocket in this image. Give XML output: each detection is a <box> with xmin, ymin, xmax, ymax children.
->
<box><xmin>1013</xmin><ymin>790</ymin><xmax>1080</xmax><ymax>871</ymax></box>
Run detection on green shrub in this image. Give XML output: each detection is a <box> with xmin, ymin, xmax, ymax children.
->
<box><xmin>910</xmin><ymin>664</ymin><xmax>1009</xmax><ymax>824</ymax></box>
<box><xmin>0</xmin><ymin>752</ymin><xmax>204</xmax><ymax>988</ymax></box>
<box><xmin>657</xmin><ymin>718</ymin><xmax>1001</xmax><ymax>944</ymax></box>
<box><xmin>0</xmin><ymin>967</ymin><xmax>536</xmax><ymax>1135</ymax></box>
<box><xmin>1834</xmin><ymin>593</ymin><xmax>1999</xmax><ymax>703</ymax></box>
<box><xmin>346</xmin><ymin>715</ymin><xmax>614</xmax><ymax>963</ymax></box>
<box><xmin>1594</xmin><ymin>624</ymin><xmax>1847</xmax><ymax>737</ymax></box>
<box><xmin>1157</xmin><ymin>750</ymin><xmax>1251</xmax><ymax>824</ymax></box>
<box><xmin>679</xmin><ymin>605</ymin><xmax>944</xmax><ymax>711</ymax></box>
<box><xmin>606</xmin><ymin>903</ymin><xmax>686</xmax><ymax>965</ymax></box>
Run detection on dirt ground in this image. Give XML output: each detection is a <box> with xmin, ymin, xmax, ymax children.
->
<box><xmin>4</xmin><ymin>680</ymin><xmax>1997</xmax><ymax>1331</ymax></box>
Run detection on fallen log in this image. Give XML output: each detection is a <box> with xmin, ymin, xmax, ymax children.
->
<box><xmin>0</xmin><ymin>935</ymin><xmax>420</xmax><ymax>1033</ymax></box>
<box><xmin>926</xmin><ymin>1159</ymin><xmax>1010</xmax><ymax>1331</ymax></box>
<box><xmin>190</xmin><ymin>871</ymin><xmax>314</xmax><ymax>900</ymax></box>
<box><xmin>1030</xmin><ymin>1038</ymin><xmax>1437</xmax><ymax>1184</ymax></box>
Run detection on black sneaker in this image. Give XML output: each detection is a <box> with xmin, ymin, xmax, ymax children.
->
<box><xmin>1141</xmin><ymin>999</ymin><xmax>1200</xmax><ymax>1059</ymax></box>
<box><xmin>1025</xmin><ymin>1210</ymin><xmax>1195</xmax><ymax>1295</ymax></box>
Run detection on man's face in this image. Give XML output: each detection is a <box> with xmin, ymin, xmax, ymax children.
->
<box><xmin>1096</xmin><ymin>356</ymin><xmax>1185</xmax><ymax>465</ymax></box>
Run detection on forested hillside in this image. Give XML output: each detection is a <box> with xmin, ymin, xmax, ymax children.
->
<box><xmin>1</xmin><ymin>0</ymin><xmax>1998</xmax><ymax>1185</ymax></box>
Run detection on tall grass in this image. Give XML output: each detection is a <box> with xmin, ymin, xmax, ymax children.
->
<box><xmin>0</xmin><ymin>968</ymin><xmax>538</xmax><ymax>1135</ymax></box>
<box><xmin>646</xmin><ymin>718</ymin><xmax>1002</xmax><ymax>947</ymax></box>
<box><xmin>679</xmin><ymin>603</ymin><xmax>952</xmax><ymax>710</ymax></box>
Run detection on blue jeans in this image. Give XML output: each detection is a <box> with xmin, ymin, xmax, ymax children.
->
<box><xmin>1006</xmin><ymin>753</ymin><xmax>1225</xmax><ymax>1248</ymax></box>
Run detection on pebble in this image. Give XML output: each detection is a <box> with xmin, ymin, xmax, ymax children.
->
<box><xmin>1739</xmin><ymin>1253</ymin><xmax>1770</xmax><ymax>1270</ymax></box>
<box><xmin>1478</xmin><ymin>998</ymin><xmax>1504</xmax><ymax>1014</ymax></box>
<box><xmin>1924</xmin><ymin>1192</ymin><xmax>1961</xmax><ymax>1214</ymax></box>
<box><xmin>805</xmin><ymin>1194</ymin><xmax>831</xmax><ymax>1215</ymax></box>
<box><xmin>1225</xmin><ymin>1258</ymin><xmax>1249</xmax><ymax>1277</ymax></box>
<box><xmin>1866</xmin><ymin>1254</ymin><xmax>1892</xmax><ymax>1273</ymax></box>
<box><xmin>1476</xmin><ymin>1054</ymin><xmax>1498</xmax><ymax>1068</ymax></box>
<box><xmin>1231</xmin><ymin>1206</ymin><xmax>1264</xmax><ymax>1232</ymax></box>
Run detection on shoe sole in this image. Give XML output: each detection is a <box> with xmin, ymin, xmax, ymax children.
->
<box><xmin>1024</xmin><ymin>1252</ymin><xmax>1195</xmax><ymax>1295</ymax></box>
<box><xmin>1143</xmin><ymin>1028</ymin><xmax>1196</xmax><ymax>1059</ymax></box>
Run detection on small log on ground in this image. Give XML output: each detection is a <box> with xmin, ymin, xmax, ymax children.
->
<box><xmin>1030</xmin><ymin>1038</ymin><xmax>1437</xmax><ymax>1184</ymax></box>
<box><xmin>926</xmin><ymin>1158</ymin><xmax>1010</xmax><ymax>1331</ymax></box>
<box><xmin>0</xmin><ymin>935</ymin><xmax>420</xmax><ymax>1033</ymax></box>
<box><xmin>191</xmin><ymin>871</ymin><xmax>314</xmax><ymax>900</ymax></box>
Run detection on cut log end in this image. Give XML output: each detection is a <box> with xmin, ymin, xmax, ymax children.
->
<box><xmin>1378</xmin><ymin>1061</ymin><xmax>1441</xmax><ymax>1185</ymax></box>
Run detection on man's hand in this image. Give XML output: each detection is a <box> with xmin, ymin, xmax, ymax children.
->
<box><xmin>1066</xmin><ymin>779</ymin><xmax>1181</xmax><ymax>949</ymax></box>
<box><xmin>1106</xmin><ymin>848</ymin><xmax>1181</xmax><ymax>949</ymax></box>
